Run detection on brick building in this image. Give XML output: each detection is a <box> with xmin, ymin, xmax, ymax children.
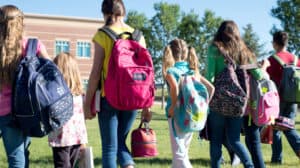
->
<box><xmin>24</xmin><ymin>13</ymin><xmax>104</xmax><ymax>87</ymax></box>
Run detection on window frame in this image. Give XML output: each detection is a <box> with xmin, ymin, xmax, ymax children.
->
<box><xmin>54</xmin><ymin>39</ymin><xmax>70</xmax><ymax>56</ymax></box>
<box><xmin>76</xmin><ymin>40</ymin><xmax>92</xmax><ymax>59</ymax></box>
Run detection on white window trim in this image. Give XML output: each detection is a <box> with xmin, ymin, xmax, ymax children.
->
<box><xmin>54</xmin><ymin>38</ymin><xmax>70</xmax><ymax>56</ymax></box>
<box><xmin>76</xmin><ymin>40</ymin><xmax>92</xmax><ymax>59</ymax></box>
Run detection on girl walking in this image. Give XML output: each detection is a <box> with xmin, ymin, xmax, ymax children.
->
<box><xmin>162</xmin><ymin>38</ymin><xmax>214</xmax><ymax>168</ymax></box>
<box><xmin>0</xmin><ymin>5</ymin><xmax>49</xmax><ymax>167</ymax></box>
<box><xmin>84</xmin><ymin>0</ymin><xmax>152</xmax><ymax>167</ymax></box>
<box><xmin>206</xmin><ymin>20</ymin><xmax>265</xmax><ymax>168</ymax></box>
<box><xmin>48</xmin><ymin>52</ymin><xmax>88</xmax><ymax>168</ymax></box>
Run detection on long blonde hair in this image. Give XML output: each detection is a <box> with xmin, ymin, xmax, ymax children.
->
<box><xmin>213</xmin><ymin>20</ymin><xmax>256</xmax><ymax>65</ymax></box>
<box><xmin>54</xmin><ymin>52</ymin><xmax>83</xmax><ymax>95</ymax></box>
<box><xmin>0</xmin><ymin>5</ymin><xmax>24</xmax><ymax>89</ymax></box>
<box><xmin>162</xmin><ymin>38</ymin><xmax>199</xmax><ymax>78</ymax></box>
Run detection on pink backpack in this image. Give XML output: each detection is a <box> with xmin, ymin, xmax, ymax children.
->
<box><xmin>249</xmin><ymin>76</ymin><xmax>280</xmax><ymax>126</ymax></box>
<box><xmin>100</xmin><ymin>27</ymin><xmax>155</xmax><ymax>110</ymax></box>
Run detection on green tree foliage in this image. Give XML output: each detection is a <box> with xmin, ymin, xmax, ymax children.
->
<box><xmin>271</xmin><ymin>0</ymin><xmax>300</xmax><ymax>55</ymax></box>
<box><xmin>242</xmin><ymin>24</ymin><xmax>268</xmax><ymax>59</ymax></box>
<box><xmin>177</xmin><ymin>10</ymin><xmax>223</xmax><ymax>72</ymax></box>
<box><xmin>178</xmin><ymin>11</ymin><xmax>201</xmax><ymax>46</ymax></box>
<box><xmin>178</xmin><ymin>11</ymin><xmax>201</xmax><ymax>58</ymax></box>
<box><xmin>126</xmin><ymin>11</ymin><xmax>148</xmax><ymax>30</ymax></box>
<box><xmin>198</xmin><ymin>10</ymin><xmax>223</xmax><ymax>71</ymax></box>
<box><xmin>150</xmin><ymin>2</ymin><xmax>181</xmax><ymax>83</ymax></box>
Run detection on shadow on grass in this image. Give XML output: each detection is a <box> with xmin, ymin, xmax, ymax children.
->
<box><xmin>136</xmin><ymin>111</ymin><xmax>167</xmax><ymax>121</ymax></box>
<box><xmin>93</xmin><ymin>157</ymin><xmax>210</xmax><ymax>166</ymax></box>
<box><xmin>94</xmin><ymin>157</ymin><xmax>102</xmax><ymax>166</ymax></box>
<box><xmin>30</xmin><ymin>156</ymin><xmax>53</xmax><ymax>165</ymax></box>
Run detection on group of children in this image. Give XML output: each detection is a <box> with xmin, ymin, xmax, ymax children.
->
<box><xmin>1</xmin><ymin>1</ymin><xmax>300</xmax><ymax>168</ymax></box>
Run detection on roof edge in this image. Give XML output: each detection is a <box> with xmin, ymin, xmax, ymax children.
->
<box><xmin>24</xmin><ymin>13</ymin><xmax>104</xmax><ymax>23</ymax></box>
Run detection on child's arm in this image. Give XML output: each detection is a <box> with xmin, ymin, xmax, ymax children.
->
<box><xmin>165</xmin><ymin>74</ymin><xmax>178</xmax><ymax>118</ymax></box>
<box><xmin>199</xmin><ymin>75</ymin><xmax>215</xmax><ymax>102</ymax></box>
<box><xmin>84</xmin><ymin>42</ymin><xmax>104</xmax><ymax>119</ymax></box>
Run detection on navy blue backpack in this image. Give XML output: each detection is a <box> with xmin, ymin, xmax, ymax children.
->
<box><xmin>13</xmin><ymin>39</ymin><xmax>73</xmax><ymax>137</ymax></box>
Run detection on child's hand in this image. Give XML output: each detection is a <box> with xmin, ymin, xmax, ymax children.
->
<box><xmin>141</xmin><ymin>108</ymin><xmax>152</xmax><ymax>122</ymax></box>
<box><xmin>83</xmin><ymin>103</ymin><xmax>95</xmax><ymax>120</ymax></box>
<box><xmin>168</xmin><ymin>106</ymin><xmax>175</xmax><ymax>118</ymax></box>
<box><xmin>260</xmin><ymin>59</ymin><xmax>270</xmax><ymax>71</ymax></box>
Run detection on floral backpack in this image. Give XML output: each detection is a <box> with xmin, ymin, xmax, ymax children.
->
<box><xmin>173</xmin><ymin>72</ymin><xmax>209</xmax><ymax>133</ymax></box>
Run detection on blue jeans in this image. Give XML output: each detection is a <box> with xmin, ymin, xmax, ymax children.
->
<box><xmin>208</xmin><ymin>111</ymin><xmax>254</xmax><ymax>168</ymax></box>
<box><xmin>243</xmin><ymin>116</ymin><xmax>265</xmax><ymax>168</ymax></box>
<box><xmin>0</xmin><ymin>114</ymin><xmax>30</xmax><ymax>168</ymax></box>
<box><xmin>271</xmin><ymin>102</ymin><xmax>300</xmax><ymax>163</ymax></box>
<box><xmin>98</xmin><ymin>98</ymin><xmax>137</xmax><ymax>168</ymax></box>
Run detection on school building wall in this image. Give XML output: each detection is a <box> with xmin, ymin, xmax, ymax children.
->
<box><xmin>24</xmin><ymin>13</ymin><xmax>104</xmax><ymax>86</ymax></box>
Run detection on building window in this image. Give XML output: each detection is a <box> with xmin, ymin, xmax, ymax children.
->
<box><xmin>77</xmin><ymin>41</ymin><xmax>91</xmax><ymax>58</ymax></box>
<box><xmin>83</xmin><ymin>79</ymin><xmax>89</xmax><ymax>91</ymax></box>
<box><xmin>55</xmin><ymin>40</ymin><xmax>69</xmax><ymax>55</ymax></box>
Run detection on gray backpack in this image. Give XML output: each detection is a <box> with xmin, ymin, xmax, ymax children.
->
<box><xmin>272</xmin><ymin>54</ymin><xmax>300</xmax><ymax>103</ymax></box>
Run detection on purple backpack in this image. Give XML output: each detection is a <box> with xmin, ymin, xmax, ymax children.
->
<box><xmin>100</xmin><ymin>27</ymin><xmax>155</xmax><ymax>110</ymax></box>
<box><xmin>209</xmin><ymin>47</ymin><xmax>256</xmax><ymax>117</ymax></box>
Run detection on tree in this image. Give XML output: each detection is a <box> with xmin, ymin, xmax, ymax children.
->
<box><xmin>178</xmin><ymin>10</ymin><xmax>201</xmax><ymax>56</ymax></box>
<box><xmin>198</xmin><ymin>10</ymin><xmax>223</xmax><ymax>71</ymax></box>
<box><xmin>242</xmin><ymin>24</ymin><xmax>268</xmax><ymax>59</ymax></box>
<box><xmin>150</xmin><ymin>2</ymin><xmax>181</xmax><ymax>83</ymax></box>
<box><xmin>271</xmin><ymin>0</ymin><xmax>300</xmax><ymax>55</ymax></box>
<box><xmin>149</xmin><ymin>2</ymin><xmax>181</xmax><ymax>108</ymax></box>
<box><xmin>126</xmin><ymin>11</ymin><xmax>148</xmax><ymax>30</ymax></box>
<box><xmin>178</xmin><ymin>10</ymin><xmax>201</xmax><ymax>47</ymax></box>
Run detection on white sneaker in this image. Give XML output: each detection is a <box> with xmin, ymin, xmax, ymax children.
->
<box><xmin>231</xmin><ymin>154</ymin><xmax>241</xmax><ymax>166</ymax></box>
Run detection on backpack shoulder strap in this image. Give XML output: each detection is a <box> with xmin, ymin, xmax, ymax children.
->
<box><xmin>132</xmin><ymin>29</ymin><xmax>142</xmax><ymax>42</ymax></box>
<box><xmin>216</xmin><ymin>45</ymin><xmax>257</xmax><ymax>70</ymax></box>
<box><xmin>272</xmin><ymin>54</ymin><xmax>286</xmax><ymax>66</ymax></box>
<box><xmin>239</xmin><ymin>63</ymin><xmax>258</xmax><ymax>70</ymax></box>
<box><xmin>293</xmin><ymin>55</ymin><xmax>298</xmax><ymax>66</ymax></box>
<box><xmin>99</xmin><ymin>26</ymin><xmax>119</xmax><ymax>41</ymax></box>
<box><xmin>99</xmin><ymin>26</ymin><xmax>142</xmax><ymax>42</ymax></box>
<box><xmin>216</xmin><ymin>46</ymin><xmax>235</xmax><ymax>65</ymax></box>
<box><xmin>25</xmin><ymin>38</ymin><xmax>38</xmax><ymax>59</ymax></box>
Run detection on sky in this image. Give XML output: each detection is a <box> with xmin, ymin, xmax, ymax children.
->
<box><xmin>1</xmin><ymin>0</ymin><xmax>281</xmax><ymax>51</ymax></box>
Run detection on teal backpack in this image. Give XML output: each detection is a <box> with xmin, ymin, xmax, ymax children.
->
<box><xmin>173</xmin><ymin>72</ymin><xmax>209</xmax><ymax>133</ymax></box>
<box><xmin>272</xmin><ymin>54</ymin><xmax>300</xmax><ymax>103</ymax></box>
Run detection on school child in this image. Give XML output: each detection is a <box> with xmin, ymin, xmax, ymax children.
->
<box><xmin>162</xmin><ymin>38</ymin><xmax>214</xmax><ymax>168</ymax></box>
<box><xmin>0</xmin><ymin>5</ymin><xmax>49</xmax><ymax>167</ymax></box>
<box><xmin>84</xmin><ymin>0</ymin><xmax>152</xmax><ymax>167</ymax></box>
<box><xmin>267</xmin><ymin>31</ymin><xmax>300</xmax><ymax>164</ymax></box>
<box><xmin>206</xmin><ymin>20</ymin><xmax>265</xmax><ymax>168</ymax></box>
<box><xmin>48</xmin><ymin>52</ymin><xmax>88</xmax><ymax>168</ymax></box>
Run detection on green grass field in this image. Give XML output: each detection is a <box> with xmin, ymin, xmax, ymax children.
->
<box><xmin>1</xmin><ymin>104</ymin><xmax>300</xmax><ymax>167</ymax></box>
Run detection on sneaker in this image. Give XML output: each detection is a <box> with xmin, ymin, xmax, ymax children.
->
<box><xmin>297</xmin><ymin>150</ymin><xmax>300</xmax><ymax>158</ymax></box>
<box><xmin>220</xmin><ymin>156</ymin><xmax>225</xmax><ymax>164</ymax></box>
<box><xmin>271</xmin><ymin>160</ymin><xmax>282</xmax><ymax>164</ymax></box>
<box><xmin>231</xmin><ymin>154</ymin><xmax>241</xmax><ymax>166</ymax></box>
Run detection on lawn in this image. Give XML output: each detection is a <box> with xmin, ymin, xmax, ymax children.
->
<box><xmin>0</xmin><ymin>104</ymin><xmax>300</xmax><ymax>167</ymax></box>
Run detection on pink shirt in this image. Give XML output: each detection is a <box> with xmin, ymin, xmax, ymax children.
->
<box><xmin>0</xmin><ymin>38</ymin><xmax>44</xmax><ymax>116</ymax></box>
<box><xmin>48</xmin><ymin>95</ymin><xmax>88</xmax><ymax>147</ymax></box>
